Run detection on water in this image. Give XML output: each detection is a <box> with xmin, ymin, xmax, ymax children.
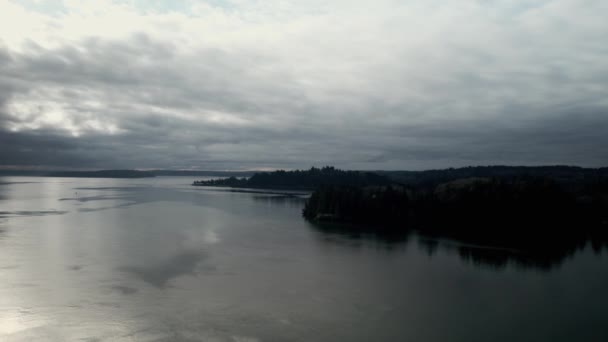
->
<box><xmin>0</xmin><ymin>177</ymin><xmax>607</xmax><ymax>341</ymax></box>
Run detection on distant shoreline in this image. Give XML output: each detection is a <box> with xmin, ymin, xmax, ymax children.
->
<box><xmin>0</xmin><ymin>169</ymin><xmax>259</xmax><ymax>179</ymax></box>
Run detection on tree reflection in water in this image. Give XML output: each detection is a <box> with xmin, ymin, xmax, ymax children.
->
<box><xmin>308</xmin><ymin>221</ymin><xmax>608</xmax><ymax>271</ymax></box>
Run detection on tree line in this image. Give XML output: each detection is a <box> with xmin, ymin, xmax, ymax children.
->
<box><xmin>303</xmin><ymin>176</ymin><xmax>608</xmax><ymax>253</ymax></box>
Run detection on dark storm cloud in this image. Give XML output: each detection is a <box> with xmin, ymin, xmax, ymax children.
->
<box><xmin>0</xmin><ymin>129</ymin><xmax>125</xmax><ymax>168</ymax></box>
<box><xmin>1</xmin><ymin>1</ymin><xmax>607</xmax><ymax>170</ymax></box>
<box><xmin>368</xmin><ymin>106</ymin><xmax>608</xmax><ymax>168</ymax></box>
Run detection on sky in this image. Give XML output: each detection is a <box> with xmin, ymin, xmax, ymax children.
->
<box><xmin>0</xmin><ymin>0</ymin><xmax>607</xmax><ymax>171</ymax></box>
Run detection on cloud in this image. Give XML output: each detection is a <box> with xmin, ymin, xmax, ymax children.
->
<box><xmin>0</xmin><ymin>0</ymin><xmax>607</xmax><ymax>170</ymax></box>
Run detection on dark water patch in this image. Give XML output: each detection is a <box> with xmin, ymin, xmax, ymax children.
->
<box><xmin>60</xmin><ymin>188</ymin><xmax>171</xmax><ymax>212</ymax></box>
<box><xmin>61</xmin><ymin>185</ymin><xmax>274</xmax><ymax>216</ymax></box>
<box><xmin>60</xmin><ymin>191</ymin><xmax>151</xmax><ymax>212</ymax></box>
<box><xmin>73</xmin><ymin>186</ymin><xmax>148</xmax><ymax>191</ymax></box>
<box><xmin>0</xmin><ymin>181</ymin><xmax>38</xmax><ymax>186</ymax></box>
<box><xmin>59</xmin><ymin>195</ymin><xmax>127</xmax><ymax>202</ymax></box>
<box><xmin>81</xmin><ymin>338</ymin><xmax>102</xmax><ymax>342</ymax></box>
<box><xmin>121</xmin><ymin>249</ymin><xmax>209</xmax><ymax>289</ymax></box>
<box><xmin>0</xmin><ymin>210</ymin><xmax>68</xmax><ymax>218</ymax></box>
<box><xmin>0</xmin><ymin>265</ymin><xmax>19</xmax><ymax>270</ymax></box>
<box><xmin>111</xmin><ymin>285</ymin><xmax>139</xmax><ymax>295</ymax></box>
<box><xmin>95</xmin><ymin>301</ymin><xmax>122</xmax><ymax>308</ymax></box>
<box><xmin>252</xmin><ymin>194</ymin><xmax>308</xmax><ymax>202</ymax></box>
<box><xmin>416</xmin><ymin>237</ymin><xmax>584</xmax><ymax>271</ymax></box>
<box><xmin>308</xmin><ymin>221</ymin><xmax>413</xmax><ymax>250</ymax></box>
<box><xmin>193</xmin><ymin>186</ymin><xmax>311</xmax><ymax>196</ymax></box>
<box><xmin>308</xmin><ymin>220</ymin><xmax>607</xmax><ymax>271</ymax></box>
<box><xmin>77</xmin><ymin>202</ymin><xmax>139</xmax><ymax>212</ymax></box>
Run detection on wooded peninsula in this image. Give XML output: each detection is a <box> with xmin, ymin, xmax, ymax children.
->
<box><xmin>194</xmin><ymin>166</ymin><xmax>608</xmax><ymax>256</ymax></box>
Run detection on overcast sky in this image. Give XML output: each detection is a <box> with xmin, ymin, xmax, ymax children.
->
<box><xmin>1</xmin><ymin>0</ymin><xmax>607</xmax><ymax>170</ymax></box>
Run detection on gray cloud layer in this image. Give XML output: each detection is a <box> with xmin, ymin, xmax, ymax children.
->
<box><xmin>1</xmin><ymin>0</ymin><xmax>607</xmax><ymax>170</ymax></box>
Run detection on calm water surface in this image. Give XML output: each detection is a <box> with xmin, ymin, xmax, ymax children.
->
<box><xmin>1</xmin><ymin>177</ymin><xmax>607</xmax><ymax>341</ymax></box>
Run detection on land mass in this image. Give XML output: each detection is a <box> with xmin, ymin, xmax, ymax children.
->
<box><xmin>193</xmin><ymin>165</ymin><xmax>608</xmax><ymax>189</ymax></box>
<box><xmin>194</xmin><ymin>165</ymin><xmax>608</xmax><ymax>261</ymax></box>
<box><xmin>150</xmin><ymin>170</ymin><xmax>258</xmax><ymax>177</ymax></box>
<box><xmin>192</xmin><ymin>166</ymin><xmax>390</xmax><ymax>190</ymax></box>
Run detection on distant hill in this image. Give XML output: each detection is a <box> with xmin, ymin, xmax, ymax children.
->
<box><xmin>45</xmin><ymin>170</ymin><xmax>155</xmax><ymax>178</ymax></box>
<box><xmin>193</xmin><ymin>166</ymin><xmax>391</xmax><ymax>190</ymax></box>
<box><xmin>191</xmin><ymin>165</ymin><xmax>608</xmax><ymax>191</ymax></box>
<box><xmin>151</xmin><ymin>170</ymin><xmax>258</xmax><ymax>177</ymax></box>
<box><xmin>0</xmin><ymin>169</ymin><xmax>259</xmax><ymax>178</ymax></box>
<box><xmin>377</xmin><ymin>165</ymin><xmax>608</xmax><ymax>189</ymax></box>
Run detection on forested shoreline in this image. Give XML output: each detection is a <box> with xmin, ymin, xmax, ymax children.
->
<box><xmin>303</xmin><ymin>177</ymin><xmax>607</xmax><ymax>246</ymax></box>
<box><xmin>194</xmin><ymin>165</ymin><xmax>608</xmax><ymax>255</ymax></box>
<box><xmin>192</xmin><ymin>166</ymin><xmax>390</xmax><ymax>190</ymax></box>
